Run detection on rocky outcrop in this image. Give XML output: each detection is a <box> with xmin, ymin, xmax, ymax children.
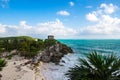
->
<box><xmin>39</xmin><ymin>42</ymin><xmax>73</xmax><ymax>64</ymax></box>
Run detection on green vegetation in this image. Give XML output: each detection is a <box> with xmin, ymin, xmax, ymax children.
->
<box><xmin>0</xmin><ymin>36</ymin><xmax>36</xmax><ymax>52</ymax></box>
<box><xmin>0</xmin><ymin>59</ymin><xmax>6</xmax><ymax>71</ymax></box>
<box><xmin>66</xmin><ymin>51</ymin><xmax>120</xmax><ymax>80</ymax></box>
<box><xmin>44</xmin><ymin>39</ymin><xmax>57</xmax><ymax>48</ymax></box>
<box><xmin>0</xmin><ymin>36</ymin><xmax>57</xmax><ymax>58</ymax></box>
<box><xmin>0</xmin><ymin>36</ymin><xmax>35</xmax><ymax>41</ymax></box>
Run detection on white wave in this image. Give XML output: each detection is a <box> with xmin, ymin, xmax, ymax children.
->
<box><xmin>41</xmin><ymin>54</ymin><xmax>78</xmax><ymax>80</ymax></box>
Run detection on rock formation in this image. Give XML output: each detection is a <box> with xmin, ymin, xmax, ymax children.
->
<box><xmin>39</xmin><ymin>42</ymin><xmax>73</xmax><ymax>64</ymax></box>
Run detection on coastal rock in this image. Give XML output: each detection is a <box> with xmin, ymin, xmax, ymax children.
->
<box><xmin>39</xmin><ymin>42</ymin><xmax>73</xmax><ymax>64</ymax></box>
<box><xmin>60</xmin><ymin>44</ymin><xmax>73</xmax><ymax>54</ymax></box>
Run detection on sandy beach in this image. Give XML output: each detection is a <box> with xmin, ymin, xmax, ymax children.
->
<box><xmin>0</xmin><ymin>55</ymin><xmax>45</xmax><ymax>80</ymax></box>
<box><xmin>0</xmin><ymin>55</ymin><xmax>72</xmax><ymax>80</ymax></box>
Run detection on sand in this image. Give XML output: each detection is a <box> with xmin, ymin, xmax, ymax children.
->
<box><xmin>0</xmin><ymin>54</ymin><xmax>75</xmax><ymax>80</ymax></box>
<box><xmin>0</xmin><ymin>56</ymin><xmax>45</xmax><ymax>80</ymax></box>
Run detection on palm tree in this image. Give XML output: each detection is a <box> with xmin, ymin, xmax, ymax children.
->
<box><xmin>66</xmin><ymin>51</ymin><xmax>120</xmax><ymax>80</ymax></box>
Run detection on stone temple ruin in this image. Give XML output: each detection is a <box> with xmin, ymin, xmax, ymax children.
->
<box><xmin>48</xmin><ymin>35</ymin><xmax>54</xmax><ymax>39</ymax></box>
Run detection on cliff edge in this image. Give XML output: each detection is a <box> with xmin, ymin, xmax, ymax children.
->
<box><xmin>39</xmin><ymin>41</ymin><xmax>73</xmax><ymax>64</ymax></box>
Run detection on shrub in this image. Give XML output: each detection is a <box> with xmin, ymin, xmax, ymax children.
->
<box><xmin>0</xmin><ymin>59</ymin><xmax>6</xmax><ymax>71</ymax></box>
<box><xmin>66</xmin><ymin>51</ymin><xmax>120</xmax><ymax>80</ymax></box>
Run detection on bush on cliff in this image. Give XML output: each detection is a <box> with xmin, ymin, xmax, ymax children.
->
<box><xmin>44</xmin><ymin>39</ymin><xmax>57</xmax><ymax>48</ymax></box>
<box><xmin>0</xmin><ymin>36</ymin><xmax>73</xmax><ymax>62</ymax></box>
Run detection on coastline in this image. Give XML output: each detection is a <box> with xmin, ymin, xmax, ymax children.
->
<box><xmin>0</xmin><ymin>36</ymin><xmax>74</xmax><ymax>80</ymax></box>
<box><xmin>1</xmin><ymin>40</ymin><xmax>120</xmax><ymax>80</ymax></box>
<box><xmin>0</xmin><ymin>54</ymin><xmax>76</xmax><ymax>80</ymax></box>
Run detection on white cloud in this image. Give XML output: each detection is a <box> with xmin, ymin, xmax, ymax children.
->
<box><xmin>57</xmin><ymin>10</ymin><xmax>70</xmax><ymax>16</ymax></box>
<box><xmin>20</xmin><ymin>21</ymin><xmax>27</xmax><ymax>26</ymax></box>
<box><xmin>86</xmin><ymin>10</ymin><xmax>101</xmax><ymax>22</ymax></box>
<box><xmin>19</xmin><ymin>21</ymin><xmax>32</xmax><ymax>29</ymax></box>
<box><xmin>0</xmin><ymin>19</ymin><xmax>77</xmax><ymax>38</ymax></box>
<box><xmin>100</xmin><ymin>3</ymin><xmax>118</xmax><ymax>14</ymax></box>
<box><xmin>82</xmin><ymin>3</ymin><xmax>120</xmax><ymax>36</ymax></box>
<box><xmin>86</xmin><ymin>13</ymin><xmax>99</xmax><ymax>22</ymax></box>
<box><xmin>81</xmin><ymin>15</ymin><xmax>120</xmax><ymax>35</ymax></box>
<box><xmin>86</xmin><ymin>3</ymin><xmax>118</xmax><ymax>22</ymax></box>
<box><xmin>35</xmin><ymin>19</ymin><xmax>77</xmax><ymax>36</ymax></box>
<box><xmin>69</xmin><ymin>1</ymin><xmax>74</xmax><ymax>6</ymax></box>
<box><xmin>0</xmin><ymin>24</ymin><xmax>6</xmax><ymax>33</ymax></box>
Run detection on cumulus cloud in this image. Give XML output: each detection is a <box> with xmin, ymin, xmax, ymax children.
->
<box><xmin>82</xmin><ymin>3</ymin><xmax>120</xmax><ymax>36</ymax></box>
<box><xmin>100</xmin><ymin>3</ymin><xmax>118</xmax><ymax>14</ymax></box>
<box><xmin>86</xmin><ymin>13</ymin><xmax>99</xmax><ymax>22</ymax></box>
<box><xmin>86</xmin><ymin>3</ymin><xmax>118</xmax><ymax>22</ymax></box>
<box><xmin>0</xmin><ymin>19</ymin><xmax>77</xmax><ymax>38</ymax></box>
<box><xmin>80</xmin><ymin>16</ymin><xmax>120</xmax><ymax>35</ymax></box>
<box><xmin>57</xmin><ymin>10</ymin><xmax>70</xmax><ymax>16</ymax></box>
<box><xmin>69</xmin><ymin>1</ymin><xmax>74</xmax><ymax>6</ymax></box>
<box><xmin>34</xmin><ymin>19</ymin><xmax>77</xmax><ymax>36</ymax></box>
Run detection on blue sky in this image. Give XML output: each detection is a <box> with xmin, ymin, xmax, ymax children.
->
<box><xmin>0</xmin><ymin>0</ymin><xmax>120</xmax><ymax>39</ymax></box>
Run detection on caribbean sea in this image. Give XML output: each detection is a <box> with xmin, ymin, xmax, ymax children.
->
<box><xmin>58</xmin><ymin>39</ymin><xmax>120</xmax><ymax>57</ymax></box>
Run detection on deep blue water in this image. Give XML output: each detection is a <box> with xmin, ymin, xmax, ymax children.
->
<box><xmin>58</xmin><ymin>40</ymin><xmax>120</xmax><ymax>57</ymax></box>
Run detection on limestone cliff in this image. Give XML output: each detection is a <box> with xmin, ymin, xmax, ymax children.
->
<box><xmin>39</xmin><ymin>42</ymin><xmax>73</xmax><ymax>64</ymax></box>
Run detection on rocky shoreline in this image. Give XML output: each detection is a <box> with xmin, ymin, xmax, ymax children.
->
<box><xmin>39</xmin><ymin>42</ymin><xmax>73</xmax><ymax>64</ymax></box>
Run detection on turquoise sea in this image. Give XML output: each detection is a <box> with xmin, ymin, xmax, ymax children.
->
<box><xmin>46</xmin><ymin>40</ymin><xmax>120</xmax><ymax>80</ymax></box>
<box><xmin>58</xmin><ymin>40</ymin><xmax>120</xmax><ymax>57</ymax></box>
